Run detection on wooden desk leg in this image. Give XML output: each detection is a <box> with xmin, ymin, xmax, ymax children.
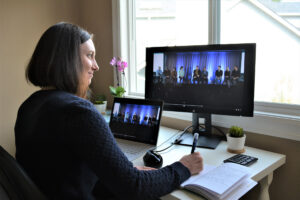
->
<box><xmin>258</xmin><ymin>172</ymin><xmax>273</xmax><ymax>200</ymax></box>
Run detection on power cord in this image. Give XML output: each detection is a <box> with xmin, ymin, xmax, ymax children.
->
<box><xmin>153</xmin><ymin>125</ymin><xmax>193</xmax><ymax>153</ymax></box>
<box><xmin>153</xmin><ymin>142</ymin><xmax>175</xmax><ymax>153</ymax></box>
<box><xmin>173</xmin><ymin>125</ymin><xmax>194</xmax><ymax>144</ymax></box>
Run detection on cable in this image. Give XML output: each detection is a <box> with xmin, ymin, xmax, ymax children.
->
<box><xmin>152</xmin><ymin>125</ymin><xmax>193</xmax><ymax>153</ymax></box>
<box><xmin>154</xmin><ymin>143</ymin><xmax>175</xmax><ymax>153</ymax></box>
<box><xmin>174</xmin><ymin>125</ymin><xmax>194</xmax><ymax>144</ymax></box>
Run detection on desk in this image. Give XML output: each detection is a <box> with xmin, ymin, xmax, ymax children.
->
<box><xmin>132</xmin><ymin>126</ymin><xmax>286</xmax><ymax>200</ymax></box>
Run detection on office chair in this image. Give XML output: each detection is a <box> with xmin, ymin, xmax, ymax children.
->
<box><xmin>0</xmin><ymin>145</ymin><xmax>47</xmax><ymax>200</ymax></box>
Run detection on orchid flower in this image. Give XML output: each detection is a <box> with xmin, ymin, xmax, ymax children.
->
<box><xmin>117</xmin><ymin>61</ymin><xmax>128</xmax><ymax>72</ymax></box>
<box><xmin>110</xmin><ymin>57</ymin><xmax>117</xmax><ymax>66</ymax></box>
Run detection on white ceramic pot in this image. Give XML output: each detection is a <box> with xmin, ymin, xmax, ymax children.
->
<box><xmin>94</xmin><ymin>101</ymin><xmax>107</xmax><ymax>115</ymax></box>
<box><xmin>226</xmin><ymin>133</ymin><xmax>246</xmax><ymax>151</ymax></box>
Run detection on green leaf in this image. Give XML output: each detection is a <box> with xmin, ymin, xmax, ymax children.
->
<box><xmin>94</xmin><ymin>100</ymin><xmax>105</xmax><ymax>104</ymax></box>
<box><xmin>109</xmin><ymin>86</ymin><xmax>126</xmax><ymax>97</ymax></box>
<box><xmin>109</xmin><ymin>86</ymin><xmax>117</xmax><ymax>95</ymax></box>
<box><xmin>94</xmin><ymin>94</ymin><xmax>106</xmax><ymax>101</ymax></box>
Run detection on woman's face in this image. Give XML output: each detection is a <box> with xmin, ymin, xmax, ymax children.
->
<box><xmin>80</xmin><ymin>39</ymin><xmax>99</xmax><ymax>86</ymax></box>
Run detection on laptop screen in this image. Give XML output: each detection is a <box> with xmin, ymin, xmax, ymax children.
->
<box><xmin>109</xmin><ymin>98</ymin><xmax>163</xmax><ymax>145</ymax></box>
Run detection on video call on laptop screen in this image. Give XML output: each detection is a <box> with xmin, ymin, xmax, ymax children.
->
<box><xmin>109</xmin><ymin>98</ymin><xmax>163</xmax><ymax>145</ymax></box>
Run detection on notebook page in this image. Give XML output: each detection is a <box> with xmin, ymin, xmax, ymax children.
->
<box><xmin>219</xmin><ymin>165</ymin><xmax>254</xmax><ymax>199</ymax></box>
<box><xmin>222</xmin><ymin>178</ymin><xmax>257</xmax><ymax>200</ymax></box>
<box><xmin>182</xmin><ymin>163</ymin><xmax>249</xmax><ymax>195</ymax></box>
<box><xmin>181</xmin><ymin>164</ymin><xmax>216</xmax><ymax>186</ymax></box>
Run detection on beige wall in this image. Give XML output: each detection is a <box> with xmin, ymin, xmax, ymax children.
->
<box><xmin>162</xmin><ymin>117</ymin><xmax>300</xmax><ymax>200</ymax></box>
<box><xmin>1</xmin><ymin>1</ymin><xmax>299</xmax><ymax>200</ymax></box>
<box><xmin>77</xmin><ymin>0</ymin><xmax>115</xmax><ymax>106</ymax></box>
<box><xmin>0</xmin><ymin>0</ymin><xmax>113</xmax><ymax>155</ymax></box>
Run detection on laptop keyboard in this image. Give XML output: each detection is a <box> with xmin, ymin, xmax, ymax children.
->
<box><xmin>117</xmin><ymin>141</ymin><xmax>152</xmax><ymax>161</ymax></box>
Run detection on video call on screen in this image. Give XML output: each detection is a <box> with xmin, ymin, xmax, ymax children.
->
<box><xmin>110</xmin><ymin>103</ymin><xmax>161</xmax><ymax>144</ymax></box>
<box><xmin>150</xmin><ymin>50</ymin><xmax>246</xmax><ymax>111</ymax></box>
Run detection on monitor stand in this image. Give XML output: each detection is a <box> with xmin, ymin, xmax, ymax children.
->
<box><xmin>177</xmin><ymin>113</ymin><xmax>222</xmax><ymax>149</ymax></box>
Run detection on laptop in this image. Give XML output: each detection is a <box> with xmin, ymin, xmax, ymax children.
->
<box><xmin>109</xmin><ymin>97</ymin><xmax>163</xmax><ymax>161</ymax></box>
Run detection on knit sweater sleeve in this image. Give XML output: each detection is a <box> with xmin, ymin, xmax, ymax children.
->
<box><xmin>62</xmin><ymin>100</ymin><xmax>190</xmax><ymax>200</ymax></box>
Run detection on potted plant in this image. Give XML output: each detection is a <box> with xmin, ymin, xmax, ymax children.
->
<box><xmin>226</xmin><ymin>126</ymin><xmax>246</xmax><ymax>153</ymax></box>
<box><xmin>92</xmin><ymin>94</ymin><xmax>107</xmax><ymax>115</ymax></box>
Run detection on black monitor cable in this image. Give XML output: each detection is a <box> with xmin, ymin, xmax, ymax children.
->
<box><xmin>152</xmin><ymin>125</ymin><xmax>193</xmax><ymax>153</ymax></box>
<box><xmin>173</xmin><ymin>125</ymin><xmax>194</xmax><ymax>144</ymax></box>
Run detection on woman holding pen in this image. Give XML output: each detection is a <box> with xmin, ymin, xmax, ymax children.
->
<box><xmin>15</xmin><ymin>22</ymin><xmax>203</xmax><ymax>200</ymax></box>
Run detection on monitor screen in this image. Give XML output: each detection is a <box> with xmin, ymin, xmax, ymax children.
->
<box><xmin>145</xmin><ymin>43</ymin><xmax>256</xmax><ymax>116</ymax></box>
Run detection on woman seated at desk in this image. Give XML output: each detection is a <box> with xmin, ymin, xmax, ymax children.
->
<box><xmin>14</xmin><ymin>22</ymin><xmax>203</xmax><ymax>200</ymax></box>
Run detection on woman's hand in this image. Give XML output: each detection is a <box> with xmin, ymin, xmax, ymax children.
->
<box><xmin>135</xmin><ymin>166</ymin><xmax>157</xmax><ymax>171</ymax></box>
<box><xmin>179</xmin><ymin>152</ymin><xmax>203</xmax><ymax>175</ymax></box>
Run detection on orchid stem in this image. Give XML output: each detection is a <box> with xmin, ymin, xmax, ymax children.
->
<box><xmin>115</xmin><ymin>66</ymin><xmax>119</xmax><ymax>87</ymax></box>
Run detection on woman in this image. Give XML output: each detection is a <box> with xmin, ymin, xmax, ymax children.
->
<box><xmin>223</xmin><ymin>66</ymin><xmax>231</xmax><ymax>87</ymax></box>
<box><xmin>179</xmin><ymin>66</ymin><xmax>185</xmax><ymax>83</ymax></box>
<box><xmin>15</xmin><ymin>22</ymin><xmax>203</xmax><ymax>200</ymax></box>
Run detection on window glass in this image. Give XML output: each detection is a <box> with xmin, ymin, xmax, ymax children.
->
<box><xmin>133</xmin><ymin>0</ymin><xmax>209</xmax><ymax>94</ymax></box>
<box><xmin>221</xmin><ymin>0</ymin><xmax>300</xmax><ymax>105</ymax></box>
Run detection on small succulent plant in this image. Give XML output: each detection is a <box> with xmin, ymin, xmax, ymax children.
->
<box><xmin>229</xmin><ymin>126</ymin><xmax>244</xmax><ymax>138</ymax></box>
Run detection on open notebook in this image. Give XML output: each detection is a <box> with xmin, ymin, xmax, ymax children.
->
<box><xmin>109</xmin><ymin>97</ymin><xmax>163</xmax><ymax>161</ymax></box>
<box><xmin>181</xmin><ymin>163</ymin><xmax>257</xmax><ymax>200</ymax></box>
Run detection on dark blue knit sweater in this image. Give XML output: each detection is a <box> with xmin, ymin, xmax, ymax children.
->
<box><xmin>14</xmin><ymin>90</ymin><xmax>190</xmax><ymax>200</ymax></box>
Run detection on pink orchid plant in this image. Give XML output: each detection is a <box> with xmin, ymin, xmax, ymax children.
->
<box><xmin>109</xmin><ymin>57</ymin><xmax>128</xmax><ymax>97</ymax></box>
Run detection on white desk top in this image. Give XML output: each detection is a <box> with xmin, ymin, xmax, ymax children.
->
<box><xmin>132</xmin><ymin>126</ymin><xmax>286</xmax><ymax>200</ymax></box>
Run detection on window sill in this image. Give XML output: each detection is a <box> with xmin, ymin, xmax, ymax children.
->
<box><xmin>162</xmin><ymin>111</ymin><xmax>300</xmax><ymax>141</ymax></box>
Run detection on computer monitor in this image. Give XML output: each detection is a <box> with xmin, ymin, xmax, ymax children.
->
<box><xmin>145</xmin><ymin>43</ymin><xmax>256</xmax><ymax>149</ymax></box>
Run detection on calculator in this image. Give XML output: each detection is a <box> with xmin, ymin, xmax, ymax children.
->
<box><xmin>223</xmin><ymin>154</ymin><xmax>258</xmax><ymax>166</ymax></box>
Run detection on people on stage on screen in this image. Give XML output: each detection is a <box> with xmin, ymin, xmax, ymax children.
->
<box><xmin>201</xmin><ymin>66</ymin><xmax>208</xmax><ymax>84</ymax></box>
<box><xmin>193</xmin><ymin>66</ymin><xmax>201</xmax><ymax>84</ymax></box>
<box><xmin>231</xmin><ymin>65</ymin><xmax>240</xmax><ymax>86</ymax></box>
<box><xmin>171</xmin><ymin>67</ymin><xmax>177</xmax><ymax>84</ymax></box>
<box><xmin>215</xmin><ymin>65</ymin><xmax>223</xmax><ymax>85</ymax></box>
<box><xmin>179</xmin><ymin>66</ymin><xmax>185</xmax><ymax>83</ymax></box>
<box><xmin>223</xmin><ymin>66</ymin><xmax>231</xmax><ymax>87</ymax></box>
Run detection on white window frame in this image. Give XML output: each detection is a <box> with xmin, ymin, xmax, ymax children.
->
<box><xmin>112</xmin><ymin>0</ymin><xmax>300</xmax><ymax>141</ymax></box>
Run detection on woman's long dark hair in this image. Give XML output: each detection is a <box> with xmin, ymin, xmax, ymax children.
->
<box><xmin>26</xmin><ymin>22</ymin><xmax>91</xmax><ymax>95</ymax></box>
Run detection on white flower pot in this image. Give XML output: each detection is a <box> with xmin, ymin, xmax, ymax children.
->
<box><xmin>226</xmin><ymin>134</ymin><xmax>246</xmax><ymax>153</ymax></box>
<box><xmin>94</xmin><ymin>101</ymin><xmax>107</xmax><ymax>115</ymax></box>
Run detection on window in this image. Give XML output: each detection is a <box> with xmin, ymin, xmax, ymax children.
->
<box><xmin>127</xmin><ymin>0</ymin><xmax>300</xmax><ymax>107</ymax></box>
<box><xmin>112</xmin><ymin>0</ymin><xmax>300</xmax><ymax>141</ymax></box>
<box><xmin>221</xmin><ymin>0</ymin><xmax>300</xmax><ymax>105</ymax></box>
<box><xmin>132</xmin><ymin>0</ymin><xmax>208</xmax><ymax>94</ymax></box>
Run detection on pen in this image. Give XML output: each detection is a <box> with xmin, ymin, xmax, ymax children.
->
<box><xmin>191</xmin><ymin>133</ymin><xmax>199</xmax><ymax>154</ymax></box>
